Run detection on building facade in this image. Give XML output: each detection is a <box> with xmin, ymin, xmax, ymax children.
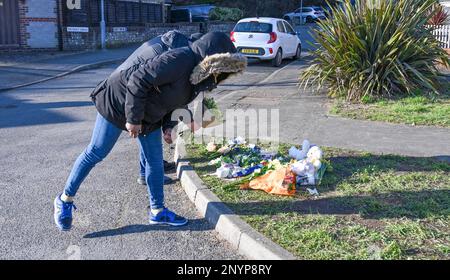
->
<box><xmin>0</xmin><ymin>0</ymin><xmax>59</xmax><ymax>49</ymax></box>
<box><xmin>0</xmin><ymin>0</ymin><xmax>167</xmax><ymax>50</ymax></box>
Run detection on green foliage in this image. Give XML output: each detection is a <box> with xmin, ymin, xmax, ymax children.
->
<box><xmin>209</xmin><ymin>7</ymin><xmax>244</xmax><ymax>22</ymax></box>
<box><xmin>300</xmin><ymin>0</ymin><xmax>450</xmax><ymax>102</ymax></box>
<box><xmin>203</xmin><ymin>97</ymin><xmax>218</xmax><ymax>110</ymax></box>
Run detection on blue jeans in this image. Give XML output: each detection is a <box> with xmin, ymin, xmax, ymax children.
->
<box><xmin>64</xmin><ymin>113</ymin><xmax>165</xmax><ymax>209</ymax></box>
<box><xmin>139</xmin><ymin>149</ymin><xmax>147</xmax><ymax>178</ymax></box>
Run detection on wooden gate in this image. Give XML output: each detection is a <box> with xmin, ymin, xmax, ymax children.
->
<box><xmin>0</xmin><ymin>0</ymin><xmax>20</xmax><ymax>47</ymax></box>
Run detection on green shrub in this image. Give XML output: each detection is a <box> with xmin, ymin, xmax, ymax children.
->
<box><xmin>300</xmin><ymin>0</ymin><xmax>450</xmax><ymax>102</ymax></box>
<box><xmin>209</xmin><ymin>7</ymin><xmax>243</xmax><ymax>22</ymax></box>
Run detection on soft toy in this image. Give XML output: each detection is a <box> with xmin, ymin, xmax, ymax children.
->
<box><xmin>289</xmin><ymin>140</ymin><xmax>311</xmax><ymax>160</ymax></box>
<box><xmin>290</xmin><ymin>140</ymin><xmax>324</xmax><ymax>186</ymax></box>
<box><xmin>307</xmin><ymin>146</ymin><xmax>323</xmax><ymax>161</ymax></box>
<box><xmin>306</xmin><ymin>146</ymin><xmax>323</xmax><ymax>170</ymax></box>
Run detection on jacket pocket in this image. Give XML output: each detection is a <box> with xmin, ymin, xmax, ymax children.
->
<box><xmin>90</xmin><ymin>79</ymin><xmax>108</xmax><ymax>99</ymax></box>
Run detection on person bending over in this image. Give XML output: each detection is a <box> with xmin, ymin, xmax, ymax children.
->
<box><xmin>54</xmin><ymin>32</ymin><xmax>247</xmax><ymax>231</ymax></box>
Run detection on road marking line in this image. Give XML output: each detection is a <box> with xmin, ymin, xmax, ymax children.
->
<box><xmin>216</xmin><ymin>54</ymin><xmax>308</xmax><ymax>103</ymax></box>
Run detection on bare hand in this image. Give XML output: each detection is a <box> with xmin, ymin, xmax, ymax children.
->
<box><xmin>126</xmin><ymin>123</ymin><xmax>142</xmax><ymax>138</ymax></box>
<box><xmin>163</xmin><ymin>128</ymin><xmax>173</xmax><ymax>144</ymax></box>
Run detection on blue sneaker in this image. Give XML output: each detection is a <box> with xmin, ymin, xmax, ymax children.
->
<box><xmin>53</xmin><ymin>195</ymin><xmax>77</xmax><ymax>231</ymax></box>
<box><xmin>149</xmin><ymin>208</ymin><xmax>188</xmax><ymax>227</ymax></box>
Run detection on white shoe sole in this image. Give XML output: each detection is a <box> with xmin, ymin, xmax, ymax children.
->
<box><xmin>149</xmin><ymin>220</ymin><xmax>188</xmax><ymax>227</ymax></box>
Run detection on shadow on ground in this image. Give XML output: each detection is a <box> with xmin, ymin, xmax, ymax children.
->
<box><xmin>217</xmin><ymin>189</ymin><xmax>450</xmax><ymax>220</ymax></box>
<box><xmin>0</xmin><ymin>94</ymin><xmax>92</xmax><ymax>128</ymax></box>
<box><xmin>83</xmin><ymin>218</ymin><xmax>214</xmax><ymax>239</ymax></box>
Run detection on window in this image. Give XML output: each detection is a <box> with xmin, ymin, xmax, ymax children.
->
<box><xmin>277</xmin><ymin>21</ymin><xmax>285</xmax><ymax>33</ymax></box>
<box><xmin>234</xmin><ymin>22</ymin><xmax>273</xmax><ymax>33</ymax></box>
<box><xmin>284</xmin><ymin>21</ymin><xmax>295</xmax><ymax>34</ymax></box>
<box><xmin>63</xmin><ymin>0</ymin><xmax>163</xmax><ymax>26</ymax></box>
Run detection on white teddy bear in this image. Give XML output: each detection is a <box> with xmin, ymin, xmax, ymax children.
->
<box><xmin>306</xmin><ymin>146</ymin><xmax>323</xmax><ymax>170</ymax></box>
<box><xmin>290</xmin><ymin>140</ymin><xmax>324</xmax><ymax>185</ymax></box>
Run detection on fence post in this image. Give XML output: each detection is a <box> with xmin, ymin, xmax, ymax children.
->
<box><xmin>100</xmin><ymin>0</ymin><xmax>106</xmax><ymax>49</ymax></box>
<box><xmin>445</xmin><ymin>25</ymin><xmax>450</xmax><ymax>49</ymax></box>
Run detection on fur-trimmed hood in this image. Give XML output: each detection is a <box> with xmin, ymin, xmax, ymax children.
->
<box><xmin>190</xmin><ymin>52</ymin><xmax>247</xmax><ymax>85</ymax></box>
<box><xmin>189</xmin><ymin>32</ymin><xmax>247</xmax><ymax>85</ymax></box>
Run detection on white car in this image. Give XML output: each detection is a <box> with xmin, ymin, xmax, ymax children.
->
<box><xmin>284</xmin><ymin>6</ymin><xmax>327</xmax><ymax>24</ymax></box>
<box><xmin>231</xmin><ymin>18</ymin><xmax>302</xmax><ymax>67</ymax></box>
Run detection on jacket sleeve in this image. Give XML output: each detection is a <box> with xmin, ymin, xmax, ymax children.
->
<box><xmin>125</xmin><ymin>53</ymin><xmax>182</xmax><ymax>125</ymax></box>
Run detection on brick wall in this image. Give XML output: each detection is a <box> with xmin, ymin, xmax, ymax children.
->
<box><xmin>61</xmin><ymin>21</ymin><xmax>236</xmax><ymax>50</ymax></box>
<box><xmin>207</xmin><ymin>21</ymin><xmax>236</xmax><ymax>34</ymax></box>
<box><xmin>17</xmin><ymin>0</ymin><xmax>59</xmax><ymax>49</ymax></box>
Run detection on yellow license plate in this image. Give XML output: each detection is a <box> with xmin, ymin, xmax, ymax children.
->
<box><xmin>241</xmin><ymin>48</ymin><xmax>259</xmax><ymax>54</ymax></box>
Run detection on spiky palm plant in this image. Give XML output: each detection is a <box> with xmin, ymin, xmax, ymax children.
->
<box><xmin>428</xmin><ymin>4</ymin><xmax>449</xmax><ymax>25</ymax></box>
<box><xmin>300</xmin><ymin>0</ymin><xmax>449</xmax><ymax>102</ymax></box>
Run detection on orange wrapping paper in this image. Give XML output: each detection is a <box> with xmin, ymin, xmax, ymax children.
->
<box><xmin>247</xmin><ymin>167</ymin><xmax>296</xmax><ymax>196</ymax></box>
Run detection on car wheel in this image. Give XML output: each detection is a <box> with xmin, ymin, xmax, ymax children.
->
<box><xmin>272</xmin><ymin>49</ymin><xmax>283</xmax><ymax>67</ymax></box>
<box><xmin>293</xmin><ymin>45</ymin><xmax>301</xmax><ymax>60</ymax></box>
<box><xmin>306</xmin><ymin>16</ymin><xmax>313</xmax><ymax>23</ymax></box>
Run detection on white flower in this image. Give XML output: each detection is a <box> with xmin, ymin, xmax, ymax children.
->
<box><xmin>208</xmin><ymin>158</ymin><xmax>222</xmax><ymax>166</ymax></box>
<box><xmin>206</xmin><ymin>142</ymin><xmax>217</xmax><ymax>152</ymax></box>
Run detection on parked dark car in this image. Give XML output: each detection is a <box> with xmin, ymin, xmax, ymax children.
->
<box><xmin>170</xmin><ymin>4</ymin><xmax>216</xmax><ymax>23</ymax></box>
<box><xmin>170</xmin><ymin>8</ymin><xmax>191</xmax><ymax>23</ymax></box>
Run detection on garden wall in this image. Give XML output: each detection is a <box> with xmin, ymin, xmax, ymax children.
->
<box><xmin>61</xmin><ymin>22</ymin><xmax>236</xmax><ymax>50</ymax></box>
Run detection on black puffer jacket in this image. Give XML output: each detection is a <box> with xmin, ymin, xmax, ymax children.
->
<box><xmin>114</xmin><ymin>30</ymin><xmax>190</xmax><ymax>73</ymax></box>
<box><xmin>91</xmin><ymin>32</ymin><xmax>247</xmax><ymax>135</ymax></box>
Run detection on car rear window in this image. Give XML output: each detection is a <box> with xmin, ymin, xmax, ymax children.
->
<box><xmin>234</xmin><ymin>22</ymin><xmax>273</xmax><ymax>33</ymax></box>
<box><xmin>313</xmin><ymin>8</ymin><xmax>322</xmax><ymax>11</ymax></box>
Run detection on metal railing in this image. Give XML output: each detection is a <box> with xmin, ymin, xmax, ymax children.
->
<box><xmin>427</xmin><ymin>24</ymin><xmax>450</xmax><ymax>49</ymax></box>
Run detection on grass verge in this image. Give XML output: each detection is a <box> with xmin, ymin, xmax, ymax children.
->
<box><xmin>330</xmin><ymin>94</ymin><xmax>450</xmax><ymax>127</ymax></box>
<box><xmin>186</xmin><ymin>143</ymin><xmax>450</xmax><ymax>260</ymax></box>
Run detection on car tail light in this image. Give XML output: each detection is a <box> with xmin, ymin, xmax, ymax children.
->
<box><xmin>269</xmin><ymin>48</ymin><xmax>273</xmax><ymax>54</ymax></box>
<box><xmin>267</xmin><ymin>32</ymin><xmax>277</xmax><ymax>44</ymax></box>
<box><xmin>230</xmin><ymin>31</ymin><xmax>236</xmax><ymax>42</ymax></box>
